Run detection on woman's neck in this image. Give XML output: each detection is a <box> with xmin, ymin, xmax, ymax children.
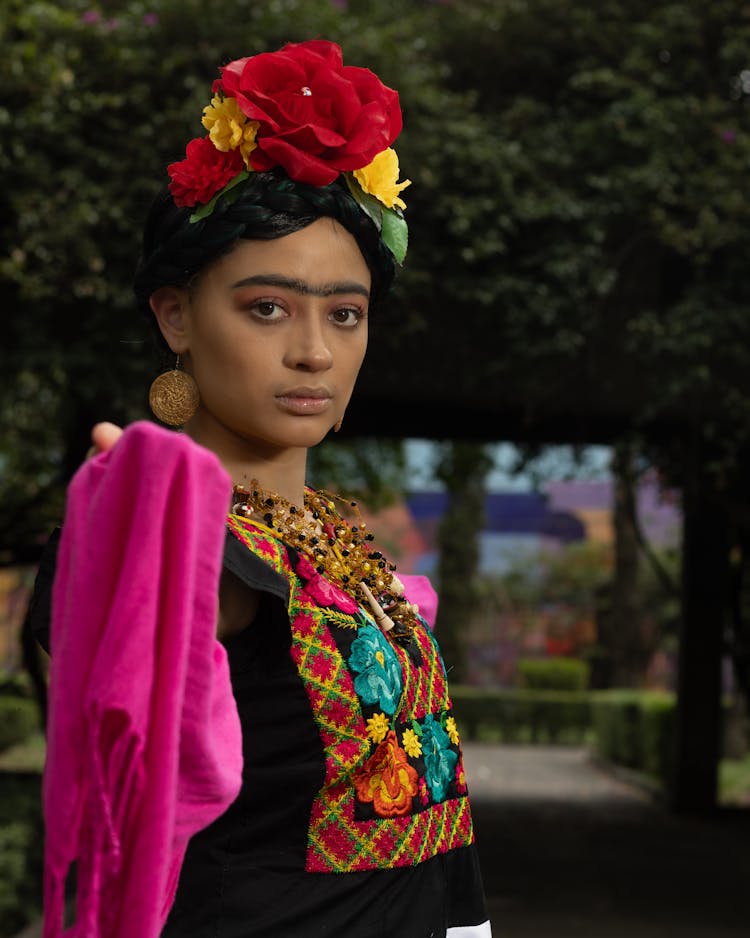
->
<box><xmin>184</xmin><ymin>414</ymin><xmax>309</xmax><ymax>507</ymax></box>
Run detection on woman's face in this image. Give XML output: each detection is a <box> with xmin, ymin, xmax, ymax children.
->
<box><xmin>172</xmin><ymin>217</ymin><xmax>371</xmax><ymax>457</ymax></box>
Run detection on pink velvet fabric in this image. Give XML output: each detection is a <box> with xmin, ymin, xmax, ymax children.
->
<box><xmin>42</xmin><ymin>421</ymin><xmax>243</xmax><ymax>938</ymax></box>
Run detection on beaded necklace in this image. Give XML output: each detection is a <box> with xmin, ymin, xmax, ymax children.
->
<box><xmin>231</xmin><ymin>482</ymin><xmax>420</xmax><ymax>644</ymax></box>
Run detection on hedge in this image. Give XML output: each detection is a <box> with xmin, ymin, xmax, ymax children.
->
<box><xmin>590</xmin><ymin>690</ymin><xmax>677</xmax><ymax>786</ymax></box>
<box><xmin>517</xmin><ymin>656</ymin><xmax>590</xmax><ymax>691</ymax></box>
<box><xmin>450</xmin><ymin>685</ymin><xmax>592</xmax><ymax>744</ymax></box>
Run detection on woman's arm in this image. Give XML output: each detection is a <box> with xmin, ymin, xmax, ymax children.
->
<box><xmin>217</xmin><ymin>568</ymin><xmax>259</xmax><ymax>641</ymax></box>
<box><xmin>89</xmin><ymin>422</ymin><xmax>253</xmax><ymax>641</ymax></box>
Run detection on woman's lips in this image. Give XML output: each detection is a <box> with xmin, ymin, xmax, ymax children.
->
<box><xmin>276</xmin><ymin>390</ymin><xmax>332</xmax><ymax>415</ymax></box>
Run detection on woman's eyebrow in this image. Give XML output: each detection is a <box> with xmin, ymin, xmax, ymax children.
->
<box><xmin>231</xmin><ymin>274</ymin><xmax>370</xmax><ymax>299</ymax></box>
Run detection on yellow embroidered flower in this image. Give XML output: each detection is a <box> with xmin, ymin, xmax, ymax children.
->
<box><xmin>353</xmin><ymin>148</ymin><xmax>411</xmax><ymax>210</ymax></box>
<box><xmin>401</xmin><ymin>727</ymin><xmax>422</xmax><ymax>758</ymax></box>
<box><xmin>202</xmin><ymin>94</ymin><xmax>259</xmax><ymax>167</ymax></box>
<box><xmin>446</xmin><ymin>716</ymin><xmax>460</xmax><ymax>746</ymax></box>
<box><xmin>366</xmin><ymin>711</ymin><xmax>390</xmax><ymax>744</ymax></box>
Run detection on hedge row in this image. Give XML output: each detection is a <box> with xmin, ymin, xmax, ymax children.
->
<box><xmin>517</xmin><ymin>657</ymin><xmax>590</xmax><ymax>691</ymax></box>
<box><xmin>451</xmin><ymin>686</ymin><xmax>680</xmax><ymax>783</ymax></box>
<box><xmin>589</xmin><ymin>689</ymin><xmax>676</xmax><ymax>785</ymax></box>
<box><xmin>450</xmin><ymin>686</ymin><xmax>592</xmax><ymax>744</ymax></box>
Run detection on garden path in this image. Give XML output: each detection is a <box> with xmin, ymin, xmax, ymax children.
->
<box><xmin>464</xmin><ymin>743</ymin><xmax>750</xmax><ymax>937</ymax></box>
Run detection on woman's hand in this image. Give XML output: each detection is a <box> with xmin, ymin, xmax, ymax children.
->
<box><xmin>87</xmin><ymin>421</ymin><xmax>124</xmax><ymax>458</ymax></box>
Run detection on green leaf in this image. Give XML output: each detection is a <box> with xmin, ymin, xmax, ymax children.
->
<box><xmin>345</xmin><ymin>174</ymin><xmax>408</xmax><ymax>263</ymax></box>
<box><xmin>189</xmin><ymin>170</ymin><xmax>250</xmax><ymax>223</ymax></box>
<box><xmin>344</xmin><ymin>173</ymin><xmax>384</xmax><ymax>230</ymax></box>
<box><xmin>380</xmin><ymin>207</ymin><xmax>408</xmax><ymax>265</ymax></box>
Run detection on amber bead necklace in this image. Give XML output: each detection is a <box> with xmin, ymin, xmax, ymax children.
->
<box><xmin>231</xmin><ymin>482</ymin><xmax>420</xmax><ymax>641</ymax></box>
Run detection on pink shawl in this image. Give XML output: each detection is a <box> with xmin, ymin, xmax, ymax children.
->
<box><xmin>43</xmin><ymin>421</ymin><xmax>243</xmax><ymax>938</ymax></box>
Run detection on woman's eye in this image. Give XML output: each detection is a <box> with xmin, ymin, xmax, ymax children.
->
<box><xmin>249</xmin><ymin>299</ymin><xmax>285</xmax><ymax>320</ymax></box>
<box><xmin>330</xmin><ymin>306</ymin><xmax>364</xmax><ymax>327</ymax></box>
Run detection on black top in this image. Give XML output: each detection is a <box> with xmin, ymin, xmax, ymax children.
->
<box><xmin>30</xmin><ymin>522</ymin><xmax>490</xmax><ymax>938</ymax></box>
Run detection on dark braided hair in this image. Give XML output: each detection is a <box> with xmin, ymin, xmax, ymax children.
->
<box><xmin>133</xmin><ymin>170</ymin><xmax>396</xmax><ymax>352</ymax></box>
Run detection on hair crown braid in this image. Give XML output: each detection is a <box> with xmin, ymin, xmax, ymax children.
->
<box><xmin>133</xmin><ymin>171</ymin><xmax>396</xmax><ymax>330</ymax></box>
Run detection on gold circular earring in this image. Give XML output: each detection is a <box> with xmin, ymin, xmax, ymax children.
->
<box><xmin>148</xmin><ymin>354</ymin><xmax>200</xmax><ymax>427</ymax></box>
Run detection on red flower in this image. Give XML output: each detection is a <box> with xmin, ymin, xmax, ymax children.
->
<box><xmin>352</xmin><ymin>730</ymin><xmax>418</xmax><ymax>817</ymax></box>
<box><xmin>215</xmin><ymin>39</ymin><xmax>402</xmax><ymax>186</ymax></box>
<box><xmin>168</xmin><ymin>136</ymin><xmax>244</xmax><ymax>207</ymax></box>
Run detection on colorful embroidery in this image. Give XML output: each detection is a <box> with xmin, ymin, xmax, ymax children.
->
<box><xmin>352</xmin><ymin>730</ymin><xmax>418</xmax><ymax>817</ymax></box>
<box><xmin>446</xmin><ymin>715</ymin><xmax>460</xmax><ymax>745</ymax></box>
<box><xmin>401</xmin><ymin>727</ymin><xmax>422</xmax><ymax>758</ymax></box>
<box><xmin>348</xmin><ymin>623</ymin><xmax>403</xmax><ymax>715</ymax></box>
<box><xmin>227</xmin><ymin>514</ymin><xmax>295</xmax><ymax>580</ymax></box>
<box><xmin>227</xmin><ymin>513</ymin><xmax>475</xmax><ymax>874</ymax></box>
<box><xmin>366</xmin><ymin>712</ymin><xmax>390</xmax><ymax>744</ymax></box>
<box><xmin>296</xmin><ymin>554</ymin><xmax>360</xmax><ymax>614</ymax></box>
<box><xmin>420</xmin><ymin>714</ymin><xmax>458</xmax><ymax>802</ymax></box>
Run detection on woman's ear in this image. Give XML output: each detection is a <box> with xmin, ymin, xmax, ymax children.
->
<box><xmin>149</xmin><ymin>286</ymin><xmax>191</xmax><ymax>353</ymax></box>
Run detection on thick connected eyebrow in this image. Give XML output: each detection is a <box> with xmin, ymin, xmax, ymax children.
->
<box><xmin>231</xmin><ymin>274</ymin><xmax>370</xmax><ymax>299</ymax></box>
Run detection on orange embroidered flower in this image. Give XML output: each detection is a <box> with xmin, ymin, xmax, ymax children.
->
<box><xmin>353</xmin><ymin>730</ymin><xmax>418</xmax><ymax>817</ymax></box>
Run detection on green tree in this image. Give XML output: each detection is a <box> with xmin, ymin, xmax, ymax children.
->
<box><xmin>0</xmin><ymin>0</ymin><xmax>434</xmax><ymax>554</ymax></box>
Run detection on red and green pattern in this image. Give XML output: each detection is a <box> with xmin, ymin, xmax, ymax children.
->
<box><xmin>227</xmin><ymin>512</ymin><xmax>475</xmax><ymax>874</ymax></box>
<box><xmin>390</xmin><ymin>613</ymin><xmax>449</xmax><ymax>720</ymax></box>
<box><xmin>227</xmin><ymin>514</ymin><xmax>295</xmax><ymax>582</ymax></box>
<box><xmin>307</xmin><ymin>781</ymin><xmax>474</xmax><ymax>872</ymax></box>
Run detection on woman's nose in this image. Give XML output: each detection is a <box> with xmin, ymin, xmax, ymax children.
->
<box><xmin>284</xmin><ymin>315</ymin><xmax>333</xmax><ymax>371</ymax></box>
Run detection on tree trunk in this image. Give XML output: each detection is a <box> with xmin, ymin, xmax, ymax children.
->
<box><xmin>671</xmin><ymin>439</ymin><xmax>727</xmax><ymax>813</ymax></box>
<box><xmin>434</xmin><ymin>441</ymin><xmax>492</xmax><ymax>683</ymax></box>
<box><xmin>609</xmin><ymin>439</ymin><xmax>645</xmax><ymax>686</ymax></box>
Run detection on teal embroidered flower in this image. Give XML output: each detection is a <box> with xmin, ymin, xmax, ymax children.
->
<box><xmin>421</xmin><ymin>714</ymin><xmax>458</xmax><ymax>802</ymax></box>
<box><xmin>348</xmin><ymin>624</ymin><xmax>402</xmax><ymax>715</ymax></box>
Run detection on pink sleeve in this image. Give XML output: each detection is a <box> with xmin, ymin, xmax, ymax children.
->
<box><xmin>399</xmin><ymin>573</ymin><xmax>438</xmax><ymax>629</ymax></box>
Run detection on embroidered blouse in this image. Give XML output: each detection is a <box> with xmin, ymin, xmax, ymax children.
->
<box><xmin>30</xmin><ymin>511</ymin><xmax>491</xmax><ymax>938</ymax></box>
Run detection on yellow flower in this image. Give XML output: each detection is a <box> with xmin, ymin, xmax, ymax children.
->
<box><xmin>202</xmin><ymin>94</ymin><xmax>259</xmax><ymax>167</ymax></box>
<box><xmin>366</xmin><ymin>712</ymin><xmax>390</xmax><ymax>744</ymax></box>
<box><xmin>446</xmin><ymin>716</ymin><xmax>460</xmax><ymax>746</ymax></box>
<box><xmin>401</xmin><ymin>727</ymin><xmax>422</xmax><ymax>758</ymax></box>
<box><xmin>353</xmin><ymin>148</ymin><xmax>411</xmax><ymax>210</ymax></box>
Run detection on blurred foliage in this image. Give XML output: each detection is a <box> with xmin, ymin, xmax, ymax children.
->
<box><xmin>0</xmin><ymin>697</ymin><xmax>42</xmax><ymax>752</ymax></box>
<box><xmin>4</xmin><ymin>0</ymin><xmax>750</xmax><ymax>588</ymax></box>
<box><xmin>591</xmin><ymin>688</ymin><xmax>677</xmax><ymax>787</ymax></box>
<box><xmin>517</xmin><ymin>655</ymin><xmax>590</xmax><ymax>691</ymax></box>
<box><xmin>0</xmin><ymin>0</ymin><xmax>432</xmax><ymax>553</ymax></box>
<box><xmin>450</xmin><ymin>684</ymin><xmax>592</xmax><ymax>743</ymax></box>
<box><xmin>474</xmin><ymin>535</ymin><xmax>682</xmax><ymax>688</ymax></box>
<box><xmin>0</xmin><ymin>773</ymin><xmax>43</xmax><ymax>936</ymax></box>
<box><xmin>477</xmin><ymin>539</ymin><xmax>612</xmax><ymax>628</ymax></box>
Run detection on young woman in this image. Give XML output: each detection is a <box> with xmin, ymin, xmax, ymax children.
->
<box><xmin>34</xmin><ymin>39</ymin><xmax>491</xmax><ymax>938</ymax></box>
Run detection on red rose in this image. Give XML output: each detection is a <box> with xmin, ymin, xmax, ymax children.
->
<box><xmin>215</xmin><ymin>39</ymin><xmax>402</xmax><ymax>186</ymax></box>
<box><xmin>168</xmin><ymin>136</ymin><xmax>244</xmax><ymax>207</ymax></box>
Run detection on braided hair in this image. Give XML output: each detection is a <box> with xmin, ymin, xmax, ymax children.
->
<box><xmin>133</xmin><ymin>170</ymin><xmax>396</xmax><ymax>352</ymax></box>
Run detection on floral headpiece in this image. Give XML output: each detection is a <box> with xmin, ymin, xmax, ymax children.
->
<box><xmin>167</xmin><ymin>39</ymin><xmax>411</xmax><ymax>264</ymax></box>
